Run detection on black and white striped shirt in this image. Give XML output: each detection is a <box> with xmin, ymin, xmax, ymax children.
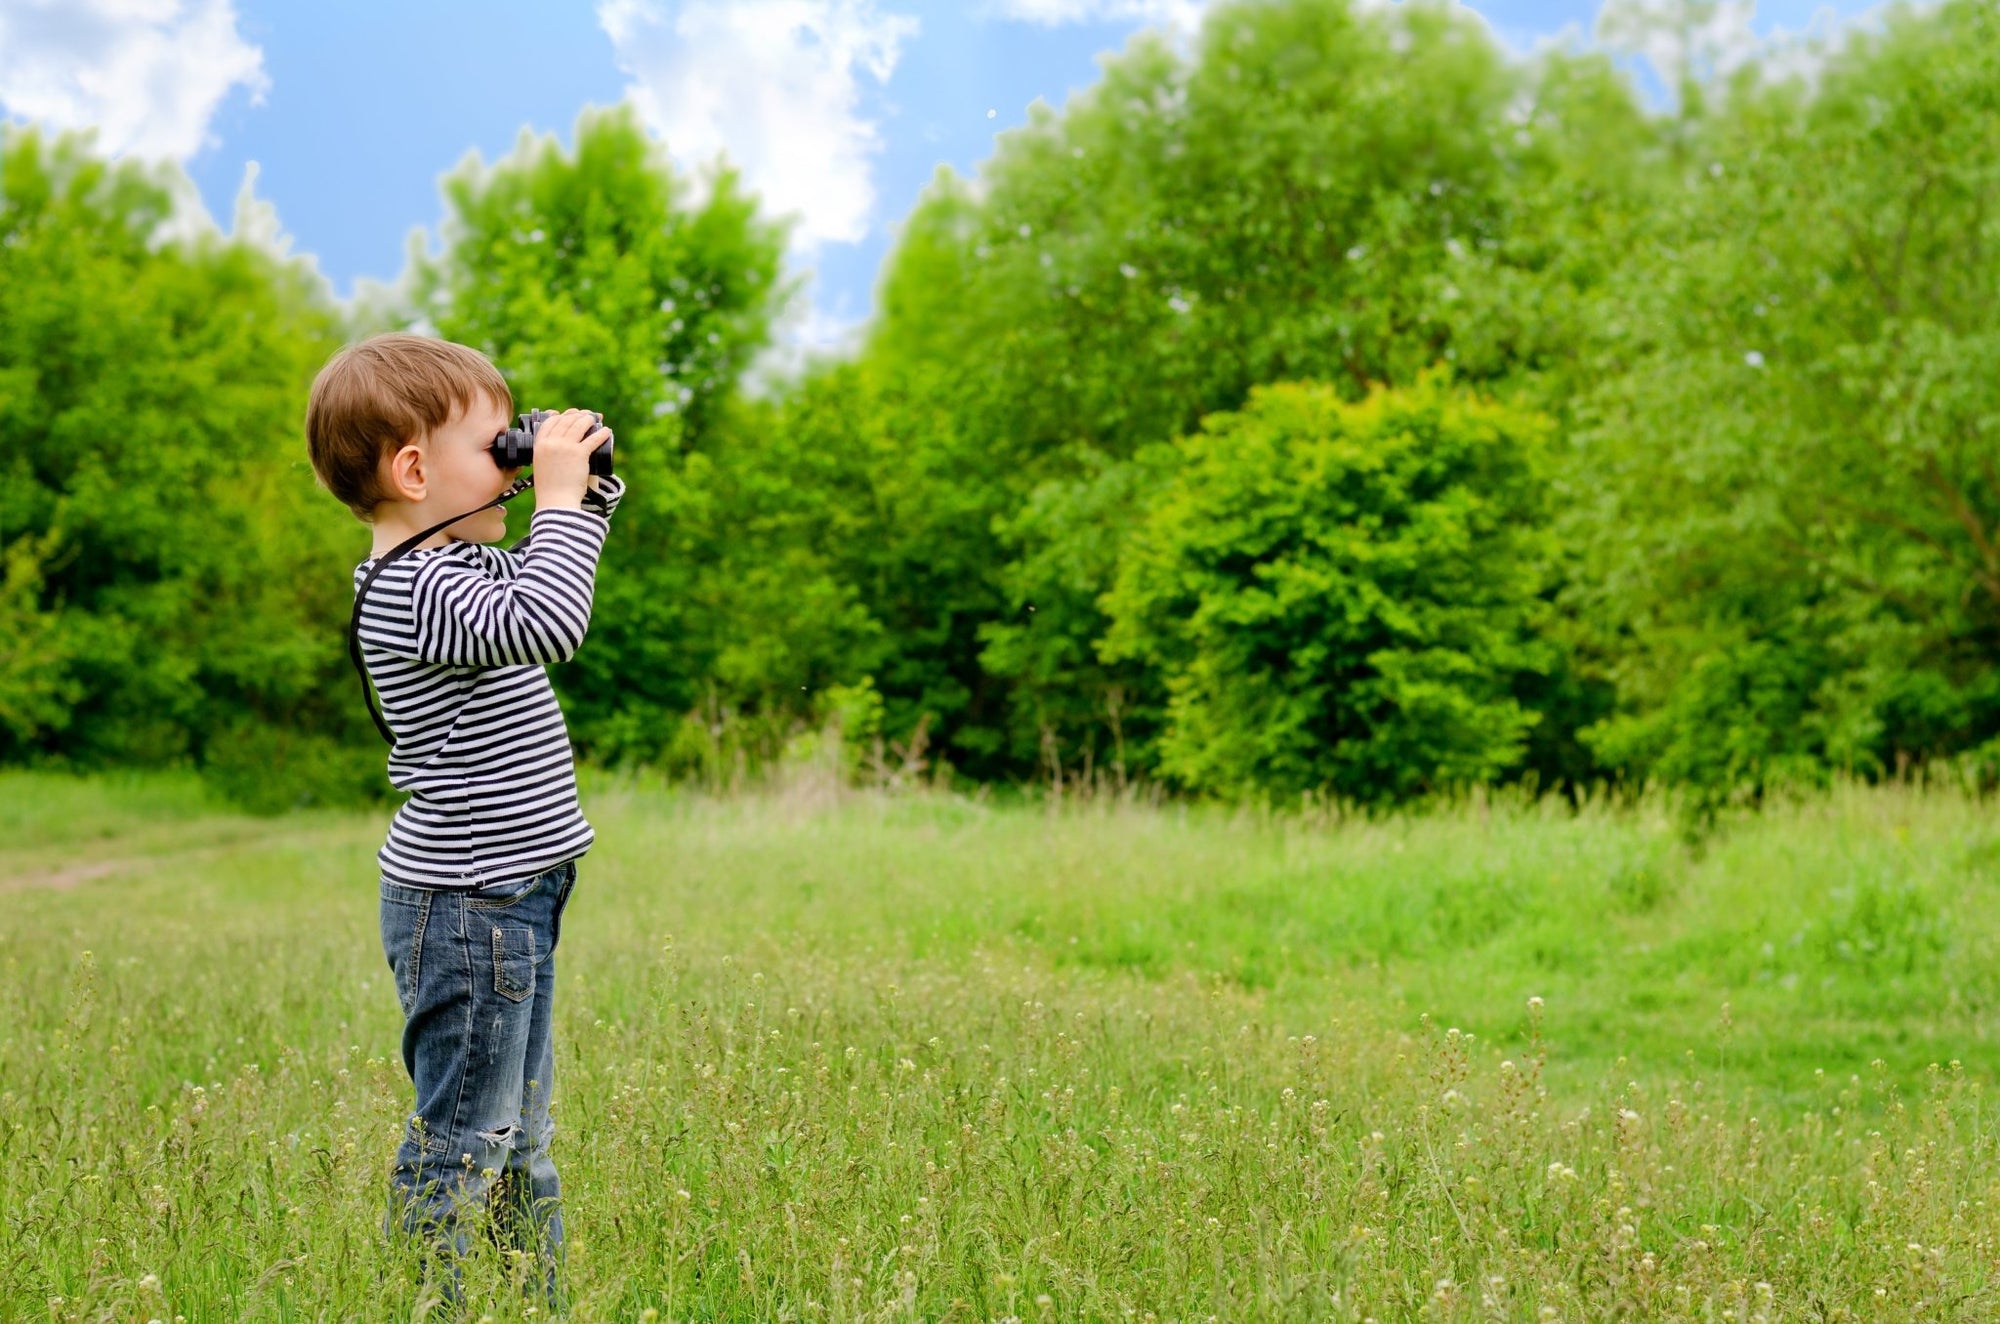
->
<box><xmin>352</xmin><ymin>477</ymin><xmax>625</xmax><ymax>890</ymax></box>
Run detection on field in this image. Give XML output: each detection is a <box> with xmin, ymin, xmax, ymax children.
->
<box><xmin>6</xmin><ymin>770</ymin><xmax>2000</xmax><ymax>1321</ymax></box>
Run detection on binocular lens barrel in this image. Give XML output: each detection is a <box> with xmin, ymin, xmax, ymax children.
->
<box><xmin>490</xmin><ymin>409</ymin><xmax>615</xmax><ymax>478</ymax></box>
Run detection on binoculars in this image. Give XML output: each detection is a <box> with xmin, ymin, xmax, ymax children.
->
<box><xmin>489</xmin><ymin>409</ymin><xmax>615</xmax><ymax>478</ymax></box>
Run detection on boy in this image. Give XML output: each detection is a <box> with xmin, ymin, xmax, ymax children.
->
<box><xmin>304</xmin><ymin>332</ymin><xmax>624</xmax><ymax>1311</ymax></box>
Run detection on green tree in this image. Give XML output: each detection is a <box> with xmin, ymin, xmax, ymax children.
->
<box><xmin>0</xmin><ymin>126</ymin><xmax>366</xmax><ymax>805</ymax></box>
<box><xmin>852</xmin><ymin>0</ymin><xmax>1652</xmax><ymax>774</ymax></box>
<box><xmin>1573</xmin><ymin>0</ymin><xmax>2000</xmax><ymax>800</ymax></box>
<box><xmin>415</xmin><ymin>105</ymin><xmax>791</xmax><ymax>762</ymax></box>
<box><xmin>1102</xmin><ymin>377</ymin><xmax>1554</xmax><ymax>803</ymax></box>
<box><xmin>725</xmin><ymin>359</ymin><xmax>1002</xmax><ymax>767</ymax></box>
<box><xmin>977</xmin><ymin>444</ymin><xmax>1176</xmax><ymax>785</ymax></box>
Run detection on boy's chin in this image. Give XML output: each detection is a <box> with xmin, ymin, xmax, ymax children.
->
<box><xmin>449</xmin><ymin>514</ymin><xmax>508</xmax><ymax>543</ymax></box>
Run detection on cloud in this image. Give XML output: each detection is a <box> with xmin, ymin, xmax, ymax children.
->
<box><xmin>230</xmin><ymin>159</ymin><xmax>294</xmax><ymax>258</ymax></box>
<box><xmin>747</xmin><ymin>276</ymin><xmax>870</xmax><ymax>391</ymax></box>
<box><xmin>1595</xmin><ymin>0</ymin><xmax>1897</xmax><ymax>102</ymax></box>
<box><xmin>0</xmin><ymin>0</ymin><xmax>266</xmax><ymax>161</ymax></box>
<box><xmin>1595</xmin><ymin>0</ymin><xmax>1762</xmax><ymax>90</ymax></box>
<box><xmin>597</xmin><ymin>0</ymin><xmax>918</xmax><ymax>252</ymax></box>
<box><xmin>983</xmin><ymin>0</ymin><xmax>1207</xmax><ymax>29</ymax></box>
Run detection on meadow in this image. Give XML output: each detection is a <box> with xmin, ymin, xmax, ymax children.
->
<box><xmin>6</xmin><ymin>769</ymin><xmax>2000</xmax><ymax>1321</ymax></box>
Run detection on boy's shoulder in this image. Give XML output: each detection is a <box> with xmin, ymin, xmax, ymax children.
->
<box><xmin>354</xmin><ymin>542</ymin><xmax>510</xmax><ymax>584</ymax></box>
<box><xmin>352</xmin><ymin>544</ymin><xmax>519</xmax><ymax>660</ymax></box>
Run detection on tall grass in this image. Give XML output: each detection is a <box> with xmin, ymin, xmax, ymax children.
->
<box><xmin>4</xmin><ymin>771</ymin><xmax>1999</xmax><ymax>1319</ymax></box>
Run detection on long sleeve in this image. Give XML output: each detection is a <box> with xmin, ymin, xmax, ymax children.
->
<box><xmin>405</xmin><ymin>477</ymin><xmax>625</xmax><ymax>668</ymax></box>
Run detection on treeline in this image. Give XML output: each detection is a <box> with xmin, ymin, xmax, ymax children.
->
<box><xmin>3</xmin><ymin>0</ymin><xmax>1996</xmax><ymax>813</ymax></box>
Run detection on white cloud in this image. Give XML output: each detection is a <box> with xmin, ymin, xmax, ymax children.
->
<box><xmin>0</xmin><ymin>0</ymin><xmax>266</xmax><ymax>161</ymax></box>
<box><xmin>747</xmin><ymin>276</ymin><xmax>870</xmax><ymax>391</ymax></box>
<box><xmin>230</xmin><ymin>159</ymin><xmax>293</xmax><ymax>257</ymax></box>
<box><xmin>122</xmin><ymin>157</ymin><xmax>331</xmax><ymax>304</ymax></box>
<box><xmin>1756</xmin><ymin>1</ymin><xmax>1903</xmax><ymax>86</ymax></box>
<box><xmin>1596</xmin><ymin>0</ymin><xmax>1762</xmax><ymax>90</ymax></box>
<box><xmin>597</xmin><ymin>0</ymin><xmax>918</xmax><ymax>252</ymax></box>
<box><xmin>1595</xmin><ymin>0</ymin><xmax>1897</xmax><ymax>102</ymax></box>
<box><xmin>984</xmin><ymin>0</ymin><xmax>1207</xmax><ymax>30</ymax></box>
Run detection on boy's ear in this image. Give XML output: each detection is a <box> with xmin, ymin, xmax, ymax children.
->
<box><xmin>383</xmin><ymin>441</ymin><xmax>428</xmax><ymax>502</ymax></box>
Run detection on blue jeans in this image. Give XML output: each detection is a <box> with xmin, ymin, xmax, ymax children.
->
<box><xmin>379</xmin><ymin>858</ymin><xmax>577</xmax><ymax>1310</ymax></box>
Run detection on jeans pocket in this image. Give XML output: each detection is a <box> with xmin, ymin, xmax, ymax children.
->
<box><xmin>381</xmin><ymin>889</ymin><xmax>431</xmax><ymax>1020</ymax></box>
<box><xmin>551</xmin><ymin>864</ymin><xmax>578</xmax><ymax>954</ymax></box>
<box><xmin>469</xmin><ymin>870</ymin><xmax>542</xmax><ymax>908</ymax></box>
<box><xmin>494</xmin><ymin>925</ymin><xmax>536</xmax><ymax>1002</ymax></box>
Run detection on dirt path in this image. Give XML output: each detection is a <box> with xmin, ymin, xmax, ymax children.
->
<box><xmin>0</xmin><ymin>825</ymin><xmax>377</xmax><ymax>894</ymax></box>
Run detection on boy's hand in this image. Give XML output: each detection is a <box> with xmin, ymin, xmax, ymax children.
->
<box><xmin>530</xmin><ymin>409</ymin><xmax>611</xmax><ymax>512</ymax></box>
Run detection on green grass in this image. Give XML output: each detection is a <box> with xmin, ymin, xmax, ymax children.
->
<box><xmin>6</xmin><ymin>770</ymin><xmax>2000</xmax><ymax>1319</ymax></box>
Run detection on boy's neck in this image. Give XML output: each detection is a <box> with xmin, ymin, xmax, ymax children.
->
<box><xmin>369</xmin><ymin>502</ymin><xmax>456</xmax><ymax>559</ymax></box>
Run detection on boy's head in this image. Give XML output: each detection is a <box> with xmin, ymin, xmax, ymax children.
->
<box><xmin>306</xmin><ymin>334</ymin><xmax>519</xmax><ymax>537</ymax></box>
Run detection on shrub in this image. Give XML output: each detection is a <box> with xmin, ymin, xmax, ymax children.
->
<box><xmin>1103</xmin><ymin>375</ymin><xmax>1554</xmax><ymax>803</ymax></box>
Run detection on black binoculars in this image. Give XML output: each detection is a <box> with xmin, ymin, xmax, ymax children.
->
<box><xmin>489</xmin><ymin>409</ymin><xmax>615</xmax><ymax>478</ymax></box>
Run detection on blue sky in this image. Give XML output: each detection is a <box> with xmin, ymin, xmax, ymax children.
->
<box><xmin>0</xmin><ymin>0</ymin><xmax>1881</xmax><ymax>347</ymax></box>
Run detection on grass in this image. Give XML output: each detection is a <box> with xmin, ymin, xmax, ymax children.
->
<box><xmin>5</xmin><ymin>768</ymin><xmax>2000</xmax><ymax>1319</ymax></box>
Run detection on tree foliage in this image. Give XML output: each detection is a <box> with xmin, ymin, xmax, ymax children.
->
<box><xmin>852</xmin><ymin>0</ymin><xmax>1652</xmax><ymax>774</ymax></box>
<box><xmin>1571</xmin><ymin>0</ymin><xmax>2000</xmax><ymax>805</ymax></box>
<box><xmin>7</xmin><ymin>0</ymin><xmax>1999</xmax><ymax>813</ymax></box>
<box><xmin>1102</xmin><ymin>377</ymin><xmax>1554</xmax><ymax>802</ymax></box>
<box><xmin>0</xmin><ymin>127</ymin><xmax>369</xmax><ymax>806</ymax></box>
<box><xmin>416</xmin><ymin>105</ymin><xmax>793</xmax><ymax>763</ymax></box>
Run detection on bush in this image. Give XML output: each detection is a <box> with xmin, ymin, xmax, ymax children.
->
<box><xmin>199</xmin><ymin>720</ymin><xmax>387</xmax><ymax>815</ymax></box>
<box><xmin>1103</xmin><ymin>375</ymin><xmax>1554</xmax><ymax>803</ymax></box>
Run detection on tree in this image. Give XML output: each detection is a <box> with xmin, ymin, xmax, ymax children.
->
<box><xmin>1572</xmin><ymin>0</ymin><xmax>2000</xmax><ymax>799</ymax></box>
<box><xmin>415</xmin><ymin>105</ymin><xmax>790</xmax><ymax>762</ymax></box>
<box><xmin>852</xmin><ymin>0</ymin><xmax>1652</xmax><ymax>774</ymax></box>
<box><xmin>1102</xmin><ymin>377</ymin><xmax>1554</xmax><ymax>803</ymax></box>
<box><xmin>0</xmin><ymin>126</ymin><xmax>366</xmax><ymax>805</ymax></box>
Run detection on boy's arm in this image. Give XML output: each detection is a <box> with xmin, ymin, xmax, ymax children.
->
<box><xmin>505</xmin><ymin>474</ymin><xmax>626</xmax><ymax>557</ymax></box>
<box><xmin>408</xmin><ymin>477</ymin><xmax>625</xmax><ymax>667</ymax></box>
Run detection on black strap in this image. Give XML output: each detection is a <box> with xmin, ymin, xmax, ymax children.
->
<box><xmin>349</xmin><ymin>478</ymin><xmax>534</xmax><ymax>745</ymax></box>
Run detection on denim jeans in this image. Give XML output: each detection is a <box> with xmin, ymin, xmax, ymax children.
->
<box><xmin>379</xmin><ymin>858</ymin><xmax>577</xmax><ymax>1311</ymax></box>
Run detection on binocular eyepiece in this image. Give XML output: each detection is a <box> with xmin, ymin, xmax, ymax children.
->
<box><xmin>489</xmin><ymin>409</ymin><xmax>615</xmax><ymax>478</ymax></box>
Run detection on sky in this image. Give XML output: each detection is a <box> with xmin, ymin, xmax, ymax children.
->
<box><xmin>0</xmin><ymin>0</ymin><xmax>1884</xmax><ymax>350</ymax></box>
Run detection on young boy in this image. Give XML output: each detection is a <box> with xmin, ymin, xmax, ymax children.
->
<box><xmin>304</xmin><ymin>332</ymin><xmax>624</xmax><ymax>1310</ymax></box>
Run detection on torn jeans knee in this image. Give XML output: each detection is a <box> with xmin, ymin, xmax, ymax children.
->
<box><xmin>476</xmin><ymin>1119</ymin><xmax>525</xmax><ymax>1148</ymax></box>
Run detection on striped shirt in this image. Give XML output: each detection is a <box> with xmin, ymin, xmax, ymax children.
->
<box><xmin>352</xmin><ymin>477</ymin><xmax>625</xmax><ymax>890</ymax></box>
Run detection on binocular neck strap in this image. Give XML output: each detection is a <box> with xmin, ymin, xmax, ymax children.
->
<box><xmin>349</xmin><ymin>478</ymin><xmax>535</xmax><ymax>746</ymax></box>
